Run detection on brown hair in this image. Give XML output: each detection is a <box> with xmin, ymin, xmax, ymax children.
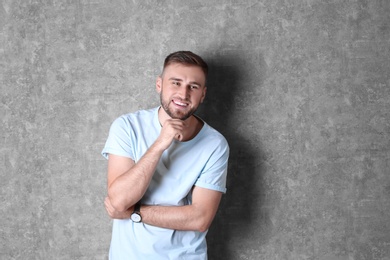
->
<box><xmin>162</xmin><ymin>51</ymin><xmax>208</xmax><ymax>78</ymax></box>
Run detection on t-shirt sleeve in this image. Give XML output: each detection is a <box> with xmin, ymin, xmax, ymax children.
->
<box><xmin>101</xmin><ymin>116</ymin><xmax>135</xmax><ymax>160</ymax></box>
<box><xmin>195</xmin><ymin>138</ymin><xmax>229</xmax><ymax>193</ymax></box>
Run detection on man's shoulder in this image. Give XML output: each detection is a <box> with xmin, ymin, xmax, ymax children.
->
<box><xmin>200</xmin><ymin>123</ymin><xmax>229</xmax><ymax>148</ymax></box>
<box><xmin>122</xmin><ymin>107</ymin><xmax>157</xmax><ymax>119</ymax></box>
<box><xmin>109</xmin><ymin>107</ymin><xmax>158</xmax><ymax>133</ymax></box>
<box><xmin>115</xmin><ymin>107</ymin><xmax>158</xmax><ymax>123</ymax></box>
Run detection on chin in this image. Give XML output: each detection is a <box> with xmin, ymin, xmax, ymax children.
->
<box><xmin>172</xmin><ymin>113</ymin><xmax>191</xmax><ymax>121</ymax></box>
<box><xmin>162</xmin><ymin>102</ymin><xmax>196</xmax><ymax>121</ymax></box>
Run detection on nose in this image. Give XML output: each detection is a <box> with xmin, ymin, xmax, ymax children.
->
<box><xmin>178</xmin><ymin>85</ymin><xmax>190</xmax><ymax>99</ymax></box>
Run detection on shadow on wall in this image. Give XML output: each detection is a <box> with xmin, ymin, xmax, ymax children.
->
<box><xmin>197</xmin><ymin>51</ymin><xmax>268</xmax><ymax>260</ymax></box>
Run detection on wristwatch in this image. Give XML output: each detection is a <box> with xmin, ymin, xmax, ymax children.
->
<box><xmin>131</xmin><ymin>203</ymin><xmax>142</xmax><ymax>223</ymax></box>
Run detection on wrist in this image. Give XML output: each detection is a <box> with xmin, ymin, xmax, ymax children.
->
<box><xmin>130</xmin><ymin>203</ymin><xmax>142</xmax><ymax>223</ymax></box>
<box><xmin>151</xmin><ymin>139</ymin><xmax>169</xmax><ymax>154</ymax></box>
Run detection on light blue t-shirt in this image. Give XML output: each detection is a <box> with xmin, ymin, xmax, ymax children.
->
<box><xmin>101</xmin><ymin>107</ymin><xmax>229</xmax><ymax>260</ymax></box>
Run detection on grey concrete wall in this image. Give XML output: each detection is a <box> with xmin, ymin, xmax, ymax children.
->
<box><xmin>1</xmin><ymin>0</ymin><xmax>389</xmax><ymax>259</ymax></box>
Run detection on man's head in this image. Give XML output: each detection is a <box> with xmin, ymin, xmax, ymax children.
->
<box><xmin>161</xmin><ymin>51</ymin><xmax>208</xmax><ymax>80</ymax></box>
<box><xmin>157</xmin><ymin>51</ymin><xmax>208</xmax><ymax>121</ymax></box>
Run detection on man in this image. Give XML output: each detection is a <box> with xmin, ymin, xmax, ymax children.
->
<box><xmin>101</xmin><ymin>51</ymin><xmax>229</xmax><ymax>259</ymax></box>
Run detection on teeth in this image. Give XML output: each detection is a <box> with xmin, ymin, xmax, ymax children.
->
<box><xmin>173</xmin><ymin>100</ymin><xmax>187</xmax><ymax>106</ymax></box>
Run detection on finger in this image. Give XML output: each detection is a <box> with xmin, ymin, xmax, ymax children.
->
<box><xmin>175</xmin><ymin>133</ymin><xmax>182</xmax><ymax>141</ymax></box>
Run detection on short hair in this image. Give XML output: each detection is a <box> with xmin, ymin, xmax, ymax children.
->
<box><xmin>162</xmin><ymin>51</ymin><xmax>208</xmax><ymax>78</ymax></box>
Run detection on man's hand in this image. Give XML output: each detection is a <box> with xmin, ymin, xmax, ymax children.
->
<box><xmin>155</xmin><ymin>119</ymin><xmax>188</xmax><ymax>149</ymax></box>
<box><xmin>104</xmin><ymin>196</ymin><xmax>133</xmax><ymax>219</ymax></box>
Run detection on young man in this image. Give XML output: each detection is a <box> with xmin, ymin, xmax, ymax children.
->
<box><xmin>102</xmin><ymin>51</ymin><xmax>229</xmax><ymax>259</ymax></box>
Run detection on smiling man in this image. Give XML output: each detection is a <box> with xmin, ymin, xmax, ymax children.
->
<box><xmin>102</xmin><ymin>51</ymin><xmax>229</xmax><ymax>259</ymax></box>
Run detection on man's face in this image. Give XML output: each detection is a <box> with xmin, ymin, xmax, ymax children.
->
<box><xmin>156</xmin><ymin>63</ymin><xmax>207</xmax><ymax>120</ymax></box>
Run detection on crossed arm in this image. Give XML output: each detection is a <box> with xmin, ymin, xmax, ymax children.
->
<box><xmin>104</xmin><ymin>119</ymin><xmax>223</xmax><ymax>233</ymax></box>
<box><xmin>104</xmin><ymin>154</ymin><xmax>222</xmax><ymax>232</ymax></box>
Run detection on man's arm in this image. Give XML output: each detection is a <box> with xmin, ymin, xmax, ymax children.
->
<box><xmin>107</xmin><ymin>145</ymin><xmax>163</xmax><ymax>212</ymax></box>
<box><xmin>105</xmin><ymin>186</ymin><xmax>223</xmax><ymax>233</ymax></box>
<box><xmin>107</xmin><ymin>118</ymin><xmax>189</xmax><ymax>212</ymax></box>
<box><xmin>141</xmin><ymin>186</ymin><xmax>223</xmax><ymax>232</ymax></box>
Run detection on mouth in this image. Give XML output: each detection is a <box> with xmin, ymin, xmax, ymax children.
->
<box><xmin>172</xmin><ymin>99</ymin><xmax>189</xmax><ymax>108</ymax></box>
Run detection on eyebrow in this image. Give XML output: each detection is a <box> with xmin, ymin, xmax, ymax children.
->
<box><xmin>168</xmin><ymin>77</ymin><xmax>202</xmax><ymax>87</ymax></box>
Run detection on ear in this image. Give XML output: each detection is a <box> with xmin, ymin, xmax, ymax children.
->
<box><xmin>200</xmin><ymin>86</ymin><xmax>207</xmax><ymax>103</ymax></box>
<box><xmin>156</xmin><ymin>76</ymin><xmax>162</xmax><ymax>93</ymax></box>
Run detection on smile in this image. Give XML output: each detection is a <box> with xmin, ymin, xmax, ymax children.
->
<box><xmin>172</xmin><ymin>99</ymin><xmax>189</xmax><ymax>107</ymax></box>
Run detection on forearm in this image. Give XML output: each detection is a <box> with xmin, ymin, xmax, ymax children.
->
<box><xmin>105</xmin><ymin>200</ymin><xmax>211</xmax><ymax>232</ymax></box>
<box><xmin>140</xmin><ymin>204</ymin><xmax>212</xmax><ymax>233</ymax></box>
<box><xmin>108</xmin><ymin>142</ymin><xmax>165</xmax><ymax>211</ymax></box>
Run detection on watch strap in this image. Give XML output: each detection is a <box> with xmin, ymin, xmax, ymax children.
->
<box><xmin>131</xmin><ymin>202</ymin><xmax>142</xmax><ymax>223</ymax></box>
<box><xmin>134</xmin><ymin>203</ymin><xmax>141</xmax><ymax>213</ymax></box>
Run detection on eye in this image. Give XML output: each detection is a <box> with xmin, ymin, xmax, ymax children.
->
<box><xmin>190</xmin><ymin>85</ymin><xmax>199</xmax><ymax>90</ymax></box>
<box><xmin>172</xmin><ymin>81</ymin><xmax>180</xmax><ymax>86</ymax></box>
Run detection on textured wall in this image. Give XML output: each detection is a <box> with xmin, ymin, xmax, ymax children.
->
<box><xmin>1</xmin><ymin>0</ymin><xmax>390</xmax><ymax>259</ymax></box>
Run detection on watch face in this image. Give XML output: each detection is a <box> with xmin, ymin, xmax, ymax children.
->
<box><xmin>131</xmin><ymin>213</ymin><xmax>141</xmax><ymax>222</ymax></box>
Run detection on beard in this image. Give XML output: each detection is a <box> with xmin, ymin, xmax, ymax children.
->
<box><xmin>160</xmin><ymin>91</ymin><xmax>198</xmax><ymax>121</ymax></box>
